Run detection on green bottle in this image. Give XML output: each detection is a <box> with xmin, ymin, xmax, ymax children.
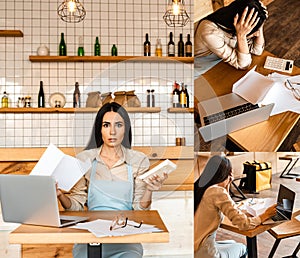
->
<box><xmin>77</xmin><ymin>36</ymin><xmax>84</xmax><ymax>56</ymax></box>
<box><xmin>94</xmin><ymin>37</ymin><xmax>101</xmax><ymax>56</ymax></box>
<box><xmin>59</xmin><ymin>32</ymin><xmax>67</xmax><ymax>56</ymax></box>
<box><xmin>111</xmin><ymin>44</ymin><xmax>118</xmax><ymax>56</ymax></box>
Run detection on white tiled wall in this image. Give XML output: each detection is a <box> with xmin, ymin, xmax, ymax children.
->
<box><xmin>0</xmin><ymin>0</ymin><xmax>194</xmax><ymax>148</ymax></box>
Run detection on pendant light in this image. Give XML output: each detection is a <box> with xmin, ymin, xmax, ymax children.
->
<box><xmin>163</xmin><ymin>0</ymin><xmax>190</xmax><ymax>27</ymax></box>
<box><xmin>57</xmin><ymin>0</ymin><xmax>86</xmax><ymax>23</ymax></box>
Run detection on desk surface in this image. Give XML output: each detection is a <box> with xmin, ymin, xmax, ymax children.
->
<box><xmin>9</xmin><ymin>210</ymin><xmax>169</xmax><ymax>245</ymax></box>
<box><xmin>268</xmin><ymin>210</ymin><xmax>300</xmax><ymax>239</ymax></box>
<box><xmin>199</xmin><ymin>50</ymin><xmax>300</xmax><ymax>152</ymax></box>
<box><xmin>220</xmin><ymin>215</ymin><xmax>275</xmax><ymax>238</ymax></box>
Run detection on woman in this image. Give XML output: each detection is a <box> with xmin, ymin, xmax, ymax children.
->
<box><xmin>194</xmin><ymin>155</ymin><xmax>276</xmax><ymax>258</ymax></box>
<box><xmin>57</xmin><ymin>102</ymin><xmax>168</xmax><ymax>258</ymax></box>
<box><xmin>194</xmin><ymin>0</ymin><xmax>268</xmax><ymax>72</ymax></box>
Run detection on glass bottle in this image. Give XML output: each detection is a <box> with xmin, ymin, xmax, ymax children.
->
<box><xmin>151</xmin><ymin>89</ymin><xmax>155</xmax><ymax>107</ymax></box>
<box><xmin>144</xmin><ymin>33</ymin><xmax>151</xmax><ymax>56</ymax></box>
<box><xmin>73</xmin><ymin>82</ymin><xmax>81</xmax><ymax>108</ymax></box>
<box><xmin>111</xmin><ymin>44</ymin><xmax>118</xmax><ymax>56</ymax></box>
<box><xmin>168</xmin><ymin>32</ymin><xmax>175</xmax><ymax>57</ymax></box>
<box><xmin>179</xmin><ymin>83</ymin><xmax>186</xmax><ymax>108</ymax></box>
<box><xmin>155</xmin><ymin>39</ymin><xmax>162</xmax><ymax>57</ymax></box>
<box><xmin>38</xmin><ymin>81</ymin><xmax>45</xmax><ymax>107</ymax></box>
<box><xmin>147</xmin><ymin>89</ymin><xmax>151</xmax><ymax>107</ymax></box>
<box><xmin>185</xmin><ymin>34</ymin><xmax>192</xmax><ymax>57</ymax></box>
<box><xmin>94</xmin><ymin>36</ymin><xmax>101</xmax><ymax>56</ymax></box>
<box><xmin>178</xmin><ymin>33</ymin><xmax>184</xmax><ymax>57</ymax></box>
<box><xmin>77</xmin><ymin>36</ymin><xmax>85</xmax><ymax>56</ymax></box>
<box><xmin>172</xmin><ymin>82</ymin><xmax>180</xmax><ymax>107</ymax></box>
<box><xmin>184</xmin><ymin>85</ymin><xmax>189</xmax><ymax>108</ymax></box>
<box><xmin>59</xmin><ymin>32</ymin><xmax>67</xmax><ymax>56</ymax></box>
<box><xmin>1</xmin><ymin>91</ymin><xmax>9</xmax><ymax>108</ymax></box>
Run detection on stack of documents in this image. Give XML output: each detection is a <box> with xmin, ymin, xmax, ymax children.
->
<box><xmin>72</xmin><ymin>219</ymin><xmax>163</xmax><ymax>237</ymax></box>
<box><xmin>237</xmin><ymin>198</ymin><xmax>275</xmax><ymax>217</ymax></box>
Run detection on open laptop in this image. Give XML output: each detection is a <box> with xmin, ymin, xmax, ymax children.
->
<box><xmin>263</xmin><ymin>184</ymin><xmax>296</xmax><ymax>225</ymax></box>
<box><xmin>198</xmin><ymin>93</ymin><xmax>274</xmax><ymax>142</ymax></box>
<box><xmin>0</xmin><ymin>174</ymin><xmax>88</xmax><ymax>227</ymax></box>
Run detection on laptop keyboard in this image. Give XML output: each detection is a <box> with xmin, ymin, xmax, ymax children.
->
<box><xmin>60</xmin><ymin>219</ymin><xmax>73</xmax><ymax>225</ymax></box>
<box><xmin>272</xmin><ymin>212</ymin><xmax>285</xmax><ymax>221</ymax></box>
<box><xmin>203</xmin><ymin>102</ymin><xmax>259</xmax><ymax>125</ymax></box>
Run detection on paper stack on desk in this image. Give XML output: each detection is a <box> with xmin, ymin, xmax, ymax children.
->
<box><xmin>72</xmin><ymin>219</ymin><xmax>163</xmax><ymax>237</ymax></box>
<box><xmin>30</xmin><ymin>143</ymin><xmax>91</xmax><ymax>191</ymax></box>
<box><xmin>239</xmin><ymin>198</ymin><xmax>275</xmax><ymax>217</ymax></box>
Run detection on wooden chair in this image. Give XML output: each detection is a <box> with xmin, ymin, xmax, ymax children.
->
<box><xmin>268</xmin><ymin>210</ymin><xmax>300</xmax><ymax>258</ymax></box>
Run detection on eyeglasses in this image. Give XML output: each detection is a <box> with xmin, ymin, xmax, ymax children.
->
<box><xmin>285</xmin><ymin>79</ymin><xmax>300</xmax><ymax>101</ymax></box>
<box><xmin>110</xmin><ymin>215</ymin><xmax>143</xmax><ymax>231</ymax></box>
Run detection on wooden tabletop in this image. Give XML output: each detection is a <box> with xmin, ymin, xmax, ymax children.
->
<box><xmin>9</xmin><ymin>210</ymin><xmax>169</xmax><ymax>245</ymax></box>
<box><xmin>199</xmin><ymin>50</ymin><xmax>300</xmax><ymax>152</ymax></box>
<box><xmin>220</xmin><ymin>215</ymin><xmax>276</xmax><ymax>238</ymax></box>
<box><xmin>268</xmin><ymin>210</ymin><xmax>300</xmax><ymax>239</ymax></box>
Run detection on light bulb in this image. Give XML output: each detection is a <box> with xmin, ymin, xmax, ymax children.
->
<box><xmin>172</xmin><ymin>2</ymin><xmax>180</xmax><ymax>15</ymax></box>
<box><xmin>68</xmin><ymin>0</ymin><xmax>77</xmax><ymax>13</ymax></box>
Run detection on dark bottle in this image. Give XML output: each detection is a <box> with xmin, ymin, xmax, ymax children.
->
<box><xmin>59</xmin><ymin>32</ymin><xmax>67</xmax><ymax>56</ymax></box>
<box><xmin>144</xmin><ymin>33</ymin><xmax>151</xmax><ymax>56</ymax></box>
<box><xmin>151</xmin><ymin>89</ymin><xmax>155</xmax><ymax>107</ymax></box>
<box><xmin>167</xmin><ymin>32</ymin><xmax>175</xmax><ymax>57</ymax></box>
<box><xmin>179</xmin><ymin>83</ymin><xmax>186</xmax><ymax>108</ymax></box>
<box><xmin>111</xmin><ymin>44</ymin><xmax>118</xmax><ymax>56</ymax></box>
<box><xmin>94</xmin><ymin>37</ymin><xmax>101</xmax><ymax>56</ymax></box>
<box><xmin>38</xmin><ymin>81</ymin><xmax>45</xmax><ymax>107</ymax></box>
<box><xmin>185</xmin><ymin>34</ymin><xmax>192</xmax><ymax>57</ymax></box>
<box><xmin>147</xmin><ymin>89</ymin><xmax>151</xmax><ymax>107</ymax></box>
<box><xmin>172</xmin><ymin>81</ymin><xmax>180</xmax><ymax>107</ymax></box>
<box><xmin>178</xmin><ymin>33</ymin><xmax>184</xmax><ymax>57</ymax></box>
<box><xmin>73</xmin><ymin>82</ymin><xmax>81</xmax><ymax>108</ymax></box>
<box><xmin>184</xmin><ymin>84</ymin><xmax>189</xmax><ymax>107</ymax></box>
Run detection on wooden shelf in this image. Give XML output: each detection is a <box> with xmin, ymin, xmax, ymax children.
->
<box><xmin>0</xmin><ymin>30</ymin><xmax>23</xmax><ymax>37</ymax></box>
<box><xmin>167</xmin><ymin>107</ymin><xmax>194</xmax><ymax>113</ymax></box>
<box><xmin>0</xmin><ymin>107</ymin><xmax>161</xmax><ymax>113</ymax></box>
<box><xmin>29</xmin><ymin>55</ymin><xmax>194</xmax><ymax>63</ymax></box>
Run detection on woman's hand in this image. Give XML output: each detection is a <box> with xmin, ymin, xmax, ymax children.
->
<box><xmin>56</xmin><ymin>182</ymin><xmax>62</xmax><ymax>197</ymax></box>
<box><xmin>259</xmin><ymin>204</ymin><xmax>277</xmax><ymax>223</ymax></box>
<box><xmin>234</xmin><ymin>7</ymin><xmax>260</xmax><ymax>38</ymax></box>
<box><xmin>145</xmin><ymin>173</ymin><xmax>168</xmax><ymax>191</ymax></box>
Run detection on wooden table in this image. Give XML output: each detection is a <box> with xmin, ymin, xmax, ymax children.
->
<box><xmin>9</xmin><ymin>210</ymin><xmax>169</xmax><ymax>258</ymax></box>
<box><xmin>197</xmin><ymin>50</ymin><xmax>300</xmax><ymax>152</ymax></box>
<box><xmin>267</xmin><ymin>210</ymin><xmax>300</xmax><ymax>258</ymax></box>
<box><xmin>221</xmin><ymin>215</ymin><xmax>276</xmax><ymax>258</ymax></box>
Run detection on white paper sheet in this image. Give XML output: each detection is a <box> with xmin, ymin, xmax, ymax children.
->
<box><xmin>232</xmin><ymin>66</ymin><xmax>275</xmax><ymax>104</ymax></box>
<box><xmin>30</xmin><ymin>143</ymin><xmax>91</xmax><ymax>191</ymax></box>
<box><xmin>261</xmin><ymin>73</ymin><xmax>300</xmax><ymax>115</ymax></box>
<box><xmin>237</xmin><ymin>198</ymin><xmax>275</xmax><ymax>217</ymax></box>
<box><xmin>72</xmin><ymin>219</ymin><xmax>163</xmax><ymax>238</ymax></box>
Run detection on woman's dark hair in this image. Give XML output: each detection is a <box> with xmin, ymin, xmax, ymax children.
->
<box><xmin>201</xmin><ymin>0</ymin><xmax>268</xmax><ymax>36</ymax></box>
<box><xmin>85</xmin><ymin>102</ymin><xmax>132</xmax><ymax>150</ymax></box>
<box><xmin>194</xmin><ymin>155</ymin><xmax>232</xmax><ymax>213</ymax></box>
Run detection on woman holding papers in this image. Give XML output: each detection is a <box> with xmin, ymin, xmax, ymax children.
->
<box><xmin>195</xmin><ymin>0</ymin><xmax>268</xmax><ymax>71</ymax></box>
<box><xmin>194</xmin><ymin>155</ymin><xmax>276</xmax><ymax>258</ymax></box>
<box><xmin>57</xmin><ymin>102</ymin><xmax>168</xmax><ymax>258</ymax></box>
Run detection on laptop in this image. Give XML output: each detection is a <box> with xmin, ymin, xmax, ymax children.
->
<box><xmin>263</xmin><ymin>184</ymin><xmax>296</xmax><ymax>224</ymax></box>
<box><xmin>198</xmin><ymin>93</ymin><xmax>274</xmax><ymax>142</ymax></box>
<box><xmin>0</xmin><ymin>174</ymin><xmax>88</xmax><ymax>227</ymax></box>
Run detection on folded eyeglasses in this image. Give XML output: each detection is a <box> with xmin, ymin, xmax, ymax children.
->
<box><xmin>285</xmin><ymin>79</ymin><xmax>300</xmax><ymax>101</ymax></box>
<box><xmin>110</xmin><ymin>215</ymin><xmax>143</xmax><ymax>231</ymax></box>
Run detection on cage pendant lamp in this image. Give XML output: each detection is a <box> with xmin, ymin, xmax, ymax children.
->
<box><xmin>163</xmin><ymin>0</ymin><xmax>190</xmax><ymax>27</ymax></box>
<box><xmin>57</xmin><ymin>0</ymin><xmax>86</xmax><ymax>23</ymax></box>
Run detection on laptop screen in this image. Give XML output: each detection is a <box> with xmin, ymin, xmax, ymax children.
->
<box><xmin>276</xmin><ymin>184</ymin><xmax>295</xmax><ymax>220</ymax></box>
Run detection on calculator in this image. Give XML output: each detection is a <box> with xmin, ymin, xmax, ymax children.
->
<box><xmin>264</xmin><ymin>56</ymin><xmax>294</xmax><ymax>73</ymax></box>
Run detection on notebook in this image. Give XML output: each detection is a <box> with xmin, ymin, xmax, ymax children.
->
<box><xmin>263</xmin><ymin>184</ymin><xmax>296</xmax><ymax>225</ymax></box>
<box><xmin>198</xmin><ymin>93</ymin><xmax>274</xmax><ymax>142</ymax></box>
<box><xmin>0</xmin><ymin>174</ymin><xmax>88</xmax><ymax>227</ymax></box>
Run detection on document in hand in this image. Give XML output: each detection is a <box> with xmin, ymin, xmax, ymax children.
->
<box><xmin>138</xmin><ymin>159</ymin><xmax>177</xmax><ymax>184</ymax></box>
<box><xmin>232</xmin><ymin>66</ymin><xmax>275</xmax><ymax>104</ymax></box>
<box><xmin>30</xmin><ymin>143</ymin><xmax>91</xmax><ymax>191</ymax></box>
